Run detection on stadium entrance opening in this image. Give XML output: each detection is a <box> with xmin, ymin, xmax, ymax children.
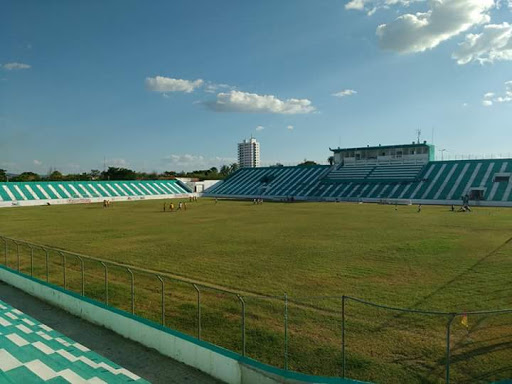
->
<box><xmin>469</xmin><ymin>188</ymin><xmax>485</xmax><ymax>201</ymax></box>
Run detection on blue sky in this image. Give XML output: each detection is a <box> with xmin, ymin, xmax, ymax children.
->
<box><xmin>1</xmin><ymin>0</ymin><xmax>511</xmax><ymax>173</ymax></box>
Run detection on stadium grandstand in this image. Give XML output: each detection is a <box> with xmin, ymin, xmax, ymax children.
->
<box><xmin>205</xmin><ymin>142</ymin><xmax>512</xmax><ymax>207</ymax></box>
<box><xmin>0</xmin><ymin>180</ymin><xmax>191</xmax><ymax>208</ymax></box>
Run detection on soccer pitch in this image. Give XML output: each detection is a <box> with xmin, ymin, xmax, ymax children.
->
<box><xmin>1</xmin><ymin>199</ymin><xmax>511</xmax><ymax>383</ymax></box>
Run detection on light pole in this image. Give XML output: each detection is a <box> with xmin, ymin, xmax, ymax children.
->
<box><xmin>439</xmin><ymin>149</ymin><xmax>447</xmax><ymax>161</ymax></box>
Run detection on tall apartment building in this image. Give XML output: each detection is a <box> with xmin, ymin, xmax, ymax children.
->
<box><xmin>238</xmin><ymin>138</ymin><xmax>260</xmax><ymax>168</ymax></box>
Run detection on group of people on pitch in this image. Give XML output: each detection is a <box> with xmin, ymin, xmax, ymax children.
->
<box><xmin>163</xmin><ymin>201</ymin><xmax>187</xmax><ymax>212</ymax></box>
<box><xmin>416</xmin><ymin>194</ymin><xmax>472</xmax><ymax>213</ymax></box>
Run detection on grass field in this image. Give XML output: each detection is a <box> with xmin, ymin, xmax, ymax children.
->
<box><xmin>1</xmin><ymin>199</ymin><xmax>511</xmax><ymax>383</ymax></box>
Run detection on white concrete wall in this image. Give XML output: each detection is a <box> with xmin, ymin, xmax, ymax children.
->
<box><xmin>183</xmin><ymin>180</ymin><xmax>222</xmax><ymax>193</ymax></box>
<box><xmin>0</xmin><ymin>193</ymin><xmax>191</xmax><ymax>209</ymax></box>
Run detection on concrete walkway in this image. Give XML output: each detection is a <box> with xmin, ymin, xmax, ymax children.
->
<box><xmin>0</xmin><ymin>281</ymin><xmax>221</xmax><ymax>384</ymax></box>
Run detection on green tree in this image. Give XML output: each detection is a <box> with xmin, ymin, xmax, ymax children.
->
<box><xmin>11</xmin><ymin>172</ymin><xmax>40</xmax><ymax>182</ymax></box>
<box><xmin>48</xmin><ymin>170</ymin><xmax>63</xmax><ymax>180</ymax></box>
<box><xmin>90</xmin><ymin>169</ymin><xmax>101</xmax><ymax>180</ymax></box>
<box><xmin>0</xmin><ymin>169</ymin><xmax>6</xmax><ymax>182</ymax></box>
<box><xmin>230</xmin><ymin>163</ymin><xmax>239</xmax><ymax>174</ymax></box>
<box><xmin>101</xmin><ymin>167</ymin><xmax>137</xmax><ymax>180</ymax></box>
<box><xmin>219</xmin><ymin>165</ymin><xmax>230</xmax><ymax>176</ymax></box>
<box><xmin>298</xmin><ymin>159</ymin><xmax>318</xmax><ymax>167</ymax></box>
<box><xmin>327</xmin><ymin>156</ymin><xmax>335</xmax><ymax>166</ymax></box>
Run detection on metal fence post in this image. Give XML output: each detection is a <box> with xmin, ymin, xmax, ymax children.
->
<box><xmin>101</xmin><ymin>262</ymin><xmax>108</xmax><ymax>305</ymax></box>
<box><xmin>77</xmin><ymin>255</ymin><xmax>84</xmax><ymax>296</ymax></box>
<box><xmin>60</xmin><ymin>252</ymin><xmax>66</xmax><ymax>289</ymax></box>
<box><xmin>2</xmin><ymin>237</ymin><xmax>7</xmax><ymax>266</ymax></box>
<box><xmin>157</xmin><ymin>275</ymin><xmax>165</xmax><ymax>326</ymax></box>
<box><xmin>193</xmin><ymin>284</ymin><xmax>201</xmax><ymax>340</ymax></box>
<box><xmin>15</xmin><ymin>242</ymin><xmax>20</xmax><ymax>271</ymax></box>
<box><xmin>127</xmin><ymin>268</ymin><xmax>134</xmax><ymax>314</ymax></box>
<box><xmin>284</xmin><ymin>293</ymin><xmax>289</xmax><ymax>370</ymax></box>
<box><xmin>342</xmin><ymin>295</ymin><xmax>346</xmax><ymax>378</ymax></box>
<box><xmin>237</xmin><ymin>294</ymin><xmax>246</xmax><ymax>356</ymax></box>
<box><xmin>44</xmin><ymin>248</ymin><xmax>49</xmax><ymax>282</ymax></box>
<box><xmin>446</xmin><ymin>314</ymin><xmax>456</xmax><ymax>384</ymax></box>
<box><xmin>29</xmin><ymin>246</ymin><xmax>34</xmax><ymax>277</ymax></box>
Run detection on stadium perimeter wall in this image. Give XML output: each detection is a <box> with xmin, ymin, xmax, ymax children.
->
<box><xmin>0</xmin><ymin>265</ymin><xmax>363</xmax><ymax>384</ymax></box>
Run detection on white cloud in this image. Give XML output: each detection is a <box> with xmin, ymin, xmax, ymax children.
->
<box><xmin>204</xmin><ymin>82</ymin><xmax>232</xmax><ymax>94</ymax></box>
<box><xmin>145</xmin><ymin>76</ymin><xmax>204</xmax><ymax>93</ymax></box>
<box><xmin>376</xmin><ymin>0</ymin><xmax>494</xmax><ymax>54</ymax></box>
<box><xmin>452</xmin><ymin>22</ymin><xmax>512</xmax><ymax>64</ymax></box>
<box><xmin>481</xmin><ymin>81</ymin><xmax>512</xmax><ymax>106</ymax></box>
<box><xmin>495</xmin><ymin>96</ymin><xmax>512</xmax><ymax>103</ymax></box>
<box><xmin>287</xmin><ymin>125</ymin><xmax>294</xmax><ymax>130</ymax></box>
<box><xmin>205</xmin><ymin>90</ymin><xmax>316</xmax><ymax>114</ymax></box>
<box><xmin>3</xmin><ymin>62</ymin><xmax>31</xmax><ymax>70</ymax></box>
<box><xmin>332</xmin><ymin>89</ymin><xmax>358</xmax><ymax>97</ymax></box>
<box><xmin>162</xmin><ymin>154</ymin><xmax>236</xmax><ymax>171</ymax></box>
<box><xmin>346</xmin><ymin>0</ymin><xmax>423</xmax><ymax>13</ymax></box>
<box><xmin>346</xmin><ymin>0</ymin><xmax>366</xmax><ymax>10</ymax></box>
<box><xmin>109</xmin><ymin>158</ymin><xmax>129</xmax><ymax>167</ymax></box>
<box><xmin>256</xmin><ymin>125</ymin><xmax>265</xmax><ymax>131</ymax></box>
<box><xmin>462</xmin><ymin>102</ymin><xmax>469</xmax><ymax>107</ymax></box>
<box><xmin>33</xmin><ymin>160</ymin><xmax>42</xmax><ymax>166</ymax></box>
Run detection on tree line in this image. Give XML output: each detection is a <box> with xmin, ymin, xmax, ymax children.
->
<box><xmin>0</xmin><ymin>163</ymin><xmax>241</xmax><ymax>182</ymax></box>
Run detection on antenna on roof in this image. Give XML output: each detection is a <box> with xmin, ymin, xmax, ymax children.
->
<box><xmin>416</xmin><ymin>129</ymin><xmax>422</xmax><ymax>144</ymax></box>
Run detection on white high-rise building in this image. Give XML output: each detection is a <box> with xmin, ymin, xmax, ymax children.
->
<box><xmin>238</xmin><ymin>138</ymin><xmax>260</xmax><ymax>168</ymax></box>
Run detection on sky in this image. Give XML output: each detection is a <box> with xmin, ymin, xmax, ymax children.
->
<box><xmin>1</xmin><ymin>0</ymin><xmax>511</xmax><ymax>174</ymax></box>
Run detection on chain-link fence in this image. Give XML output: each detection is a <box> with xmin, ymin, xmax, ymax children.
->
<box><xmin>1</xmin><ymin>235</ymin><xmax>511</xmax><ymax>383</ymax></box>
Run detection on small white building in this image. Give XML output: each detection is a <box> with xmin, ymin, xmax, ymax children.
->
<box><xmin>238</xmin><ymin>138</ymin><xmax>260</xmax><ymax>168</ymax></box>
